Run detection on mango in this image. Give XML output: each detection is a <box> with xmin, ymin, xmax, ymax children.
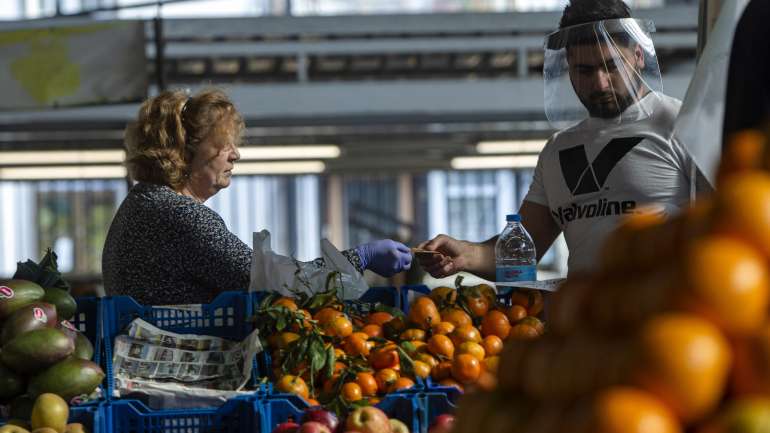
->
<box><xmin>71</xmin><ymin>333</ymin><xmax>93</xmax><ymax>361</ymax></box>
<box><xmin>0</xmin><ymin>361</ymin><xmax>25</xmax><ymax>399</ymax></box>
<box><xmin>1</xmin><ymin>302</ymin><xmax>58</xmax><ymax>345</ymax></box>
<box><xmin>41</xmin><ymin>288</ymin><xmax>76</xmax><ymax>322</ymax></box>
<box><xmin>31</xmin><ymin>393</ymin><xmax>69</xmax><ymax>433</ymax></box>
<box><xmin>0</xmin><ymin>425</ymin><xmax>31</xmax><ymax>433</ymax></box>
<box><xmin>27</xmin><ymin>359</ymin><xmax>104</xmax><ymax>402</ymax></box>
<box><xmin>1</xmin><ymin>328</ymin><xmax>74</xmax><ymax>373</ymax></box>
<box><xmin>0</xmin><ymin>280</ymin><xmax>45</xmax><ymax>319</ymax></box>
<box><xmin>64</xmin><ymin>425</ymin><xmax>87</xmax><ymax>433</ymax></box>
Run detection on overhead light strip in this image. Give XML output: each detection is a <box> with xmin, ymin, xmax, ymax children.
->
<box><xmin>476</xmin><ymin>140</ymin><xmax>547</xmax><ymax>154</ymax></box>
<box><xmin>0</xmin><ymin>165</ymin><xmax>127</xmax><ymax>180</ymax></box>
<box><xmin>451</xmin><ymin>155</ymin><xmax>539</xmax><ymax>170</ymax></box>
<box><xmin>0</xmin><ymin>150</ymin><xmax>126</xmax><ymax>165</ymax></box>
<box><xmin>238</xmin><ymin>145</ymin><xmax>340</xmax><ymax>160</ymax></box>
<box><xmin>233</xmin><ymin>161</ymin><xmax>326</xmax><ymax>175</ymax></box>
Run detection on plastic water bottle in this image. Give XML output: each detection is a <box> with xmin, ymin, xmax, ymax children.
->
<box><xmin>495</xmin><ymin>214</ymin><xmax>537</xmax><ymax>282</ymax></box>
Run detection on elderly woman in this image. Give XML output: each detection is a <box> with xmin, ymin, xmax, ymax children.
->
<box><xmin>102</xmin><ymin>89</ymin><xmax>411</xmax><ymax>305</ymax></box>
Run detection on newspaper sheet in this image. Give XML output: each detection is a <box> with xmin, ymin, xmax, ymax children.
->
<box><xmin>111</xmin><ymin>318</ymin><xmax>262</xmax><ymax>408</ymax></box>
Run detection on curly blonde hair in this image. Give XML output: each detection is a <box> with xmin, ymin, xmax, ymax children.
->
<box><xmin>124</xmin><ymin>89</ymin><xmax>245</xmax><ymax>189</ymax></box>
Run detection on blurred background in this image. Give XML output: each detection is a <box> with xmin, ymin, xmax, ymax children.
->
<box><xmin>0</xmin><ymin>0</ymin><xmax>699</xmax><ymax>294</ymax></box>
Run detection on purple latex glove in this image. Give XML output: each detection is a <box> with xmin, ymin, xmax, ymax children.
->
<box><xmin>355</xmin><ymin>239</ymin><xmax>412</xmax><ymax>277</ymax></box>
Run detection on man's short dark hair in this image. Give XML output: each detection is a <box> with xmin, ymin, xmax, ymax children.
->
<box><xmin>560</xmin><ymin>0</ymin><xmax>632</xmax><ymax>29</ymax></box>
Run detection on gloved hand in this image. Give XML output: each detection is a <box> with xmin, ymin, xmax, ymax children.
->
<box><xmin>355</xmin><ymin>239</ymin><xmax>412</xmax><ymax>277</ymax></box>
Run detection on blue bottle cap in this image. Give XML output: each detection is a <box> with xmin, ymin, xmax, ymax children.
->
<box><xmin>506</xmin><ymin>214</ymin><xmax>521</xmax><ymax>222</ymax></box>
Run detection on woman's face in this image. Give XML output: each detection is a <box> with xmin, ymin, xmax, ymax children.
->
<box><xmin>185</xmin><ymin>130</ymin><xmax>240</xmax><ymax>202</ymax></box>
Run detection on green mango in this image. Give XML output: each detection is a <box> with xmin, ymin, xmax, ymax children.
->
<box><xmin>1</xmin><ymin>302</ymin><xmax>58</xmax><ymax>346</ymax></box>
<box><xmin>0</xmin><ymin>280</ymin><xmax>45</xmax><ymax>320</ymax></box>
<box><xmin>71</xmin><ymin>333</ymin><xmax>94</xmax><ymax>361</ymax></box>
<box><xmin>0</xmin><ymin>361</ymin><xmax>25</xmax><ymax>400</ymax></box>
<box><xmin>1</xmin><ymin>328</ymin><xmax>74</xmax><ymax>374</ymax></box>
<box><xmin>27</xmin><ymin>359</ymin><xmax>105</xmax><ymax>402</ymax></box>
<box><xmin>41</xmin><ymin>288</ymin><xmax>76</xmax><ymax>322</ymax></box>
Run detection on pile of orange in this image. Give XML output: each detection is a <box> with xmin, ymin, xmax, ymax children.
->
<box><xmin>265</xmin><ymin>282</ymin><xmax>545</xmax><ymax>407</ymax></box>
<box><xmin>451</xmin><ymin>128</ymin><xmax>770</xmax><ymax>433</ymax></box>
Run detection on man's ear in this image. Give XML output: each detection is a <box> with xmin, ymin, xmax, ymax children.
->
<box><xmin>634</xmin><ymin>44</ymin><xmax>645</xmax><ymax>69</ymax></box>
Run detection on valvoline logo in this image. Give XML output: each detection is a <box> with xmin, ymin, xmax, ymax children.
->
<box><xmin>0</xmin><ymin>286</ymin><xmax>14</xmax><ymax>299</ymax></box>
<box><xmin>33</xmin><ymin>307</ymin><xmax>47</xmax><ymax>323</ymax></box>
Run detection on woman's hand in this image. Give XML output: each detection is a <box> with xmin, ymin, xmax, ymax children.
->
<box><xmin>356</xmin><ymin>239</ymin><xmax>412</xmax><ymax>277</ymax></box>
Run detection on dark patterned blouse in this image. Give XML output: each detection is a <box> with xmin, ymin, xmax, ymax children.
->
<box><xmin>102</xmin><ymin>182</ymin><xmax>363</xmax><ymax>305</ymax></box>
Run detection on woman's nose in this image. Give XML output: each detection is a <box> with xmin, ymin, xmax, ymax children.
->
<box><xmin>230</xmin><ymin>147</ymin><xmax>241</xmax><ymax>161</ymax></box>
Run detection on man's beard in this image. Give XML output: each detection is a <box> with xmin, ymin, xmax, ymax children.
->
<box><xmin>582</xmin><ymin>90</ymin><xmax>638</xmax><ymax>118</ymax></box>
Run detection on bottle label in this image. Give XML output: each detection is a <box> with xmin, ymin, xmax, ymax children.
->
<box><xmin>496</xmin><ymin>265</ymin><xmax>536</xmax><ymax>282</ymax></box>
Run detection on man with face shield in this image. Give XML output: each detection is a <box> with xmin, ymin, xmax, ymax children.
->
<box><xmin>416</xmin><ymin>0</ymin><xmax>710</xmax><ymax>279</ymax></box>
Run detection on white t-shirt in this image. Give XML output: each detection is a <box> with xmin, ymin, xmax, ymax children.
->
<box><xmin>524</xmin><ymin>92</ymin><xmax>708</xmax><ymax>273</ymax></box>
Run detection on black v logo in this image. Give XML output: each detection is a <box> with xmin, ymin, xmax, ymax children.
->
<box><xmin>559</xmin><ymin>137</ymin><xmax>644</xmax><ymax>196</ymax></box>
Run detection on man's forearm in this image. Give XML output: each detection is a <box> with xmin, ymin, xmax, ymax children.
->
<box><xmin>465</xmin><ymin>236</ymin><xmax>498</xmax><ymax>281</ymax></box>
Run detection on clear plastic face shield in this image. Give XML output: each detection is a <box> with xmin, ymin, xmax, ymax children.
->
<box><xmin>543</xmin><ymin>18</ymin><xmax>663</xmax><ymax>127</ymax></box>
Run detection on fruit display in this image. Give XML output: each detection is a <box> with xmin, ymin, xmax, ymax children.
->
<box><xmin>0</xmin><ymin>250</ymin><xmax>104</xmax><ymax>415</ymax></box>
<box><xmin>255</xmin><ymin>276</ymin><xmax>544</xmax><ymax>416</ymax></box>
<box><xmin>451</xmin><ymin>128</ymin><xmax>770</xmax><ymax>433</ymax></box>
<box><xmin>0</xmin><ymin>393</ymin><xmax>89</xmax><ymax>433</ymax></box>
<box><xmin>270</xmin><ymin>405</ymin><xmax>411</xmax><ymax>433</ymax></box>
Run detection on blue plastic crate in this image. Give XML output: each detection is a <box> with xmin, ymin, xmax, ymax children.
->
<box><xmin>400</xmin><ymin>284</ymin><xmax>519</xmax><ymax>311</ymax></box>
<box><xmin>0</xmin><ymin>405</ymin><xmax>104</xmax><ymax>433</ymax></box>
<box><xmin>101</xmin><ymin>291</ymin><xmax>259</xmax><ymax>400</ymax></box>
<box><xmin>104</xmin><ymin>398</ymin><xmax>257</xmax><ymax>433</ymax></box>
<box><xmin>413</xmin><ymin>388</ymin><xmax>461</xmax><ymax>433</ymax></box>
<box><xmin>259</xmin><ymin>391</ymin><xmax>423</xmax><ymax>433</ymax></box>
<box><xmin>71</xmin><ymin>296</ymin><xmax>103</xmax><ymax>374</ymax></box>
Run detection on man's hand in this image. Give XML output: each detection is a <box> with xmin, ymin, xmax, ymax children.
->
<box><xmin>415</xmin><ymin>235</ymin><xmax>476</xmax><ymax>278</ymax></box>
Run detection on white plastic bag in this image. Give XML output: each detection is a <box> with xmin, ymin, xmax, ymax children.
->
<box><xmin>249</xmin><ymin>230</ymin><xmax>368</xmax><ymax>300</ymax></box>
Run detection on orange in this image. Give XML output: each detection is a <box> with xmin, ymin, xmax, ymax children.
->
<box><xmin>427</xmin><ymin>334</ymin><xmax>455</xmax><ymax>359</ymax></box>
<box><xmin>506</xmin><ymin>305</ymin><xmax>527</xmax><ymax>324</ymax></box>
<box><xmin>413</xmin><ymin>360</ymin><xmax>431</xmax><ymax>379</ymax></box>
<box><xmin>684</xmin><ymin>235</ymin><xmax>770</xmax><ymax>336</ymax></box>
<box><xmin>451</xmin><ymin>353</ymin><xmax>482</xmax><ymax>384</ymax></box>
<box><xmin>342</xmin><ymin>382</ymin><xmax>362</xmax><ymax>402</ymax></box>
<box><xmin>438</xmin><ymin>378</ymin><xmax>464</xmax><ymax>392</ymax></box>
<box><xmin>383</xmin><ymin>317</ymin><xmax>407</xmax><ymax>340</ymax></box>
<box><xmin>314</xmin><ymin>307</ymin><xmax>343</xmax><ymax>324</ymax></box>
<box><xmin>481</xmin><ymin>310</ymin><xmax>511</xmax><ymax>339</ymax></box>
<box><xmin>463</xmin><ymin>294</ymin><xmax>490</xmax><ymax>319</ymax></box>
<box><xmin>400</xmin><ymin>328</ymin><xmax>427</xmax><ymax>342</ymax></box>
<box><xmin>432</xmin><ymin>361</ymin><xmax>453</xmax><ymax>381</ymax></box>
<box><xmin>483</xmin><ymin>356</ymin><xmax>499</xmax><ymax>374</ymax></box>
<box><xmin>356</xmin><ymin>372</ymin><xmax>378</xmax><ymax>397</ymax></box>
<box><xmin>440</xmin><ymin>308</ymin><xmax>472</xmax><ymax>329</ymax></box>
<box><xmin>362</xmin><ymin>324</ymin><xmax>383</xmax><ymax>338</ymax></box>
<box><xmin>732</xmin><ymin>323</ymin><xmax>770</xmax><ymax>396</ymax></box>
<box><xmin>272</xmin><ymin>297</ymin><xmax>298</xmax><ymax>311</ymax></box>
<box><xmin>715</xmin><ymin>171</ymin><xmax>770</xmax><ymax>259</ymax></box>
<box><xmin>508</xmin><ymin>324</ymin><xmax>539</xmax><ymax>340</ymax></box>
<box><xmin>277</xmin><ymin>375</ymin><xmax>309</xmax><ymax>400</ymax></box>
<box><xmin>457</xmin><ymin>341</ymin><xmax>485</xmax><ymax>361</ymax></box>
<box><xmin>369</xmin><ymin>344</ymin><xmax>400</xmax><ymax>369</ymax></box>
<box><xmin>449</xmin><ymin>325</ymin><xmax>482</xmax><ymax>347</ymax></box>
<box><xmin>408</xmin><ymin>297</ymin><xmax>441</xmax><ymax>330</ymax></box>
<box><xmin>390</xmin><ymin>377</ymin><xmax>415</xmax><ymax>392</ymax></box>
<box><xmin>431</xmin><ymin>321</ymin><xmax>456</xmax><ymax>335</ymax></box>
<box><xmin>375</xmin><ymin>368</ymin><xmax>399</xmax><ymax>393</ymax></box>
<box><xmin>343</xmin><ymin>334</ymin><xmax>370</xmax><ymax>357</ymax></box>
<box><xmin>322</xmin><ymin>374</ymin><xmax>340</xmax><ymax>394</ymax></box>
<box><xmin>290</xmin><ymin>309</ymin><xmax>313</xmax><ymax>332</ymax></box>
<box><xmin>323</xmin><ymin>316</ymin><xmax>353</xmax><ymax>338</ymax></box>
<box><xmin>475</xmin><ymin>370</ymin><xmax>497</xmax><ymax>392</ymax></box>
<box><xmin>509</xmin><ymin>290</ymin><xmax>544</xmax><ymax>317</ymax></box>
<box><xmin>593</xmin><ymin>387</ymin><xmax>681</xmax><ymax>433</ymax></box>
<box><xmin>415</xmin><ymin>352</ymin><xmax>439</xmax><ymax>369</ymax></box>
<box><xmin>334</xmin><ymin>348</ymin><xmax>346</xmax><ymax>360</ymax></box>
<box><xmin>719</xmin><ymin>129</ymin><xmax>767</xmax><ymax>182</ymax></box>
<box><xmin>636</xmin><ymin>313</ymin><xmax>732</xmax><ymax>423</ymax></box>
<box><xmin>367</xmin><ymin>311</ymin><xmax>394</xmax><ymax>326</ymax></box>
<box><xmin>519</xmin><ymin>316</ymin><xmax>545</xmax><ymax>334</ymax></box>
<box><xmin>482</xmin><ymin>335</ymin><xmax>503</xmax><ymax>357</ymax></box>
<box><xmin>332</xmin><ymin>361</ymin><xmax>346</xmax><ymax>375</ymax></box>
<box><xmin>270</xmin><ymin>332</ymin><xmax>301</xmax><ymax>349</ymax></box>
<box><xmin>430</xmin><ymin>286</ymin><xmax>458</xmax><ymax>306</ymax></box>
<box><xmin>306</xmin><ymin>398</ymin><xmax>319</xmax><ymax>406</ymax></box>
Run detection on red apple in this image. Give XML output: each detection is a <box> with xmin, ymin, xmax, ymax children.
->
<box><xmin>298</xmin><ymin>422</ymin><xmax>331</xmax><ymax>433</ymax></box>
<box><xmin>301</xmin><ymin>408</ymin><xmax>339</xmax><ymax>432</ymax></box>
<box><xmin>345</xmin><ymin>407</ymin><xmax>392</xmax><ymax>433</ymax></box>
<box><xmin>271</xmin><ymin>422</ymin><xmax>300</xmax><ymax>433</ymax></box>
<box><xmin>389</xmin><ymin>419</ymin><xmax>410</xmax><ymax>433</ymax></box>
<box><xmin>428</xmin><ymin>414</ymin><xmax>454</xmax><ymax>433</ymax></box>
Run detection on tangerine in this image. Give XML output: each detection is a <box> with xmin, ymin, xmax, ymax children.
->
<box><xmin>408</xmin><ymin>297</ymin><xmax>441</xmax><ymax>330</ymax></box>
<box><xmin>481</xmin><ymin>310</ymin><xmax>511</xmax><ymax>339</ymax></box>
<box><xmin>451</xmin><ymin>353</ymin><xmax>482</xmax><ymax>384</ymax></box>
<box><xmin>427</xmin><ymin>334</ymin><xmax>455</xmax><ymax>359</ymax></box>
